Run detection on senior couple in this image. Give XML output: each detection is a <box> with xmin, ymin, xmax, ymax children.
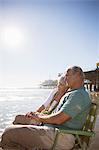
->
<box><xmin>0</xmin><ymin>66</ymin><xmax>91</xmax><ymax>150</ymax></box>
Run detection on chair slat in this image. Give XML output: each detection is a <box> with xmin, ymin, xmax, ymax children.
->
<box><xmin>83</xmin><ymin>103</ymin><xmax>97</xmax><ymax>132</ymax></box>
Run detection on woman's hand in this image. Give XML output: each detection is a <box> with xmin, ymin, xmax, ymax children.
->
<box><xmin>25</xmin><ymin>112</ymin><xmax>40</xmax><ymax>121</ymax></box>
<box><xmin>25</xmin><ymin>112</ymin><xmax>34</xmax><ymax>117</ymax></box>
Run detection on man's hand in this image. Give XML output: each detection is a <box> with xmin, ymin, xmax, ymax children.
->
<box><xmin>25</xmin><ymin>110</ymin><xmax>71</xmax><ymax>125</ymax></box>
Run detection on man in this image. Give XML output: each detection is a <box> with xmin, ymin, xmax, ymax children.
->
<box><xmin>1</xmin><ymin>66</ymin><xmax>91</xmax><ymax>150</ymax></box>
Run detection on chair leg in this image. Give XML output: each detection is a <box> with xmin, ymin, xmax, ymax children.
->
<box><xmin>51</xmin><ymin>130</ymin><xmax>59</xmax><ymax>150</ymax></box>
<box><xmin>76</xmin><ymin>135</ymin><xmax>83</xmax><ymax>150</ymax></box>
<box><xmin>75</xmin><ymin>135</ymin><xmax>88</xmax><ymax>150</ymax></box>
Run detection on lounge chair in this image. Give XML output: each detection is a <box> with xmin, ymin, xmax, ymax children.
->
<box><xmin>52</xmin><ymin>103</ymin><xmax>98</xmax><ymax>150</ymax></box>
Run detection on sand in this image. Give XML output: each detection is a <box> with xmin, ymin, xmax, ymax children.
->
<box><xmin>88</xmin><ymin>115</ymin><xmax>99</xmax><ymax>150</ymax></box>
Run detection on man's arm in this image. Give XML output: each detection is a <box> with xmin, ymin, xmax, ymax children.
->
<box><xmin>30</xmin><ymin>111</ymin><xmax>71</xmax><ymax>125</ymax></box>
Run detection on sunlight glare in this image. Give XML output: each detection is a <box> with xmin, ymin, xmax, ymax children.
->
<box><xmin>1</xmin><ymin>26</ymin><xmax>25</xmax><ymax>52</ymax></box>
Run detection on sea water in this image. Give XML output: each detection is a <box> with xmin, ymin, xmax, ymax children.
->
<box><xmin>0</xmin><ymin>88</ymin><xmax>52</xmax><ymax>136</ymax></box>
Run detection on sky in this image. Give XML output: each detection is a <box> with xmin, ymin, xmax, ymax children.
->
<box><xmin>0</xmin><ymin>0</ymin><xmax>99</xmax><ymax>87</ymax></box>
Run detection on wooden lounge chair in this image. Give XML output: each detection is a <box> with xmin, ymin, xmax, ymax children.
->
<box><xmin>52</xmin><ymin>103</ymin><xmax>98</xmax><ymax>150</ymax></box>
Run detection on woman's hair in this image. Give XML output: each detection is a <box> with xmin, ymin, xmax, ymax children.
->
<box><xmin>58</xmin><ymin>75</ymin><xmax>65</xmax><ymax>84</ymax></box>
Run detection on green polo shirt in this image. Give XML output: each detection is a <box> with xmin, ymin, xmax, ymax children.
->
<box><xmin>45</xmin><ymin>87</ymin><xmax>91</xmax><ymax>130</ymax></box>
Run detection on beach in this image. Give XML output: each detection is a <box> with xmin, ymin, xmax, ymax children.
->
<box><xmin>88</xmin><ymin>115</ymin><xmax>99</xmax><ymax>150</ymax></box>
<box><xmin>88</xmin><ymin>92</ymin><xmax>99</xmax><ymax>150</ymax></box>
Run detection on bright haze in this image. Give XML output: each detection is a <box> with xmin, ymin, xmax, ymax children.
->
<box><xmin>0</xmin><ymin>0</ymin><xmax>98</xmax><ymax>87</ymax></box>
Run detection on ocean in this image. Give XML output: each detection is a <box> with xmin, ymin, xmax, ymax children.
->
<box><xmin>0</xmin><ymin>88</ymin><xmax>52</xmax><ymax>136</ymax></box>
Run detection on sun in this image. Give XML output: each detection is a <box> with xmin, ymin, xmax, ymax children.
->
<box><xmin>1</xmin><ymin>25</ymin><xmax>25</xmax><ymax>51</ymax></box>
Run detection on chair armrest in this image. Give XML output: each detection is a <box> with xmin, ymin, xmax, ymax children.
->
<box><xmin>57</xmin><ymin>129</ymin><xmax>95</xmax><ymax>137</ymax></box>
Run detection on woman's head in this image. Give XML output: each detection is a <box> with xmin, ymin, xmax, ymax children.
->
<box><xmin>57</xmin><ymin>75</ymin><xmax>66</xmax><ymax>91</ymax></box>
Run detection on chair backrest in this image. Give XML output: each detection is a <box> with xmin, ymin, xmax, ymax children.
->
<box><xmin>83</xmin><ymin>103</ymin><xmax>98</xmax><ymax>132</ymax></box>
<box><xmin>80</xmin><ymin>103</ymin><xmax>98</xmax><ymax>147</ymax></box>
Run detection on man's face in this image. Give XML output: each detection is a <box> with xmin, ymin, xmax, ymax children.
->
<box><xmin>65</xmin><ymin>69</ymin><xmax>77</xmax><ymax>88</ymax></box>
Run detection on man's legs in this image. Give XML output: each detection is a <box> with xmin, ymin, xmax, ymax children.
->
<box><xmin>13</xmin><ymin>115</ymin><xmax>40</xmax><ymax>126</ymax></box>
<box><xmin>1</xmin><ymin>125</ymin><xmax>56</xmax><ymax>150</ymax></box>
<box><xmin>1</xmin><ymin>125</ymin><xmax>75</xmax><ymax>150</ymax></box>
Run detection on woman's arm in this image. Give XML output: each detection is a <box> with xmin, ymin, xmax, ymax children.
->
<box><xmin>36</xmin><ymin>89</ymin><xmax>57</xmax><ymax>113</ymax></box>
<box><xmin>36</xmin><ymin>105</ymin><xmax>45</xmax><ymax>113</ymax></box>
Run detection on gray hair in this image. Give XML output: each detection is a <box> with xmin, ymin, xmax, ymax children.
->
<box><xmin>69</xmin><ymin>66</ymin><xmax>85</xmax><ymax>80</ymax></box>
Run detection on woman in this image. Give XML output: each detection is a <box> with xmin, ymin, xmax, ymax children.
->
<box><xmin>36</xmin><ymin>75</ymin><xmax>68</xmax><ymax>114</ymax></box>
<box><xmin>13</xmin><ymin>75</ymin><xmax>69</xmax><ymax>125</ymax></box>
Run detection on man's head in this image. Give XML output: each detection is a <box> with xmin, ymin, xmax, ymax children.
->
<box><xmin>65</xmin><ymin>66</ymin><xmax>85</xmax><ymax>89</ymax></box>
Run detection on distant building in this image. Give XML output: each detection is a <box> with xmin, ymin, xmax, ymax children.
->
<box><xmin>40</xmin><ymin>79</ymin><xmax>57</xmax><ymax>88</ymax></box>
<box><xmin>84</xmin><ymin>63</ymin><xmax>99</xmax><ymax>91</ymax></box>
